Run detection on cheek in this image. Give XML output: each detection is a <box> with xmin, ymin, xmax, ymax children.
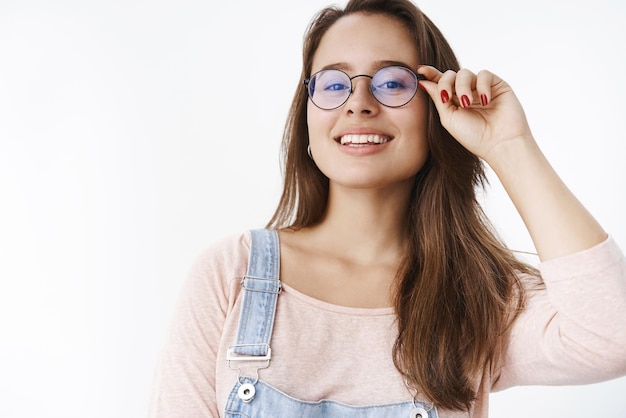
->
<box><xmin>399</xmin><ymin>106</ymin><xmax>430</xmax><ymax>168</ymax></box>
<box><xmin>407</xmin><ymin>98</ymin><xmax>430</xmax><ymax>140</ymax></box>
<box><xmin>399</xmin><ymin>102</ymin><xmax>429</xmax><ymax>137</ymax></box>
<box><xmin>306</xmin><ymin>104</ymin><xmax>336</xmax><ymax>144</ymax></box>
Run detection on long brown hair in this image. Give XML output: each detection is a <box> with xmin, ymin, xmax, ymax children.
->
<box><xmin>267</xmin><ymin>0</ymin><xmax>538</xmax><ymax>411</ymax></box>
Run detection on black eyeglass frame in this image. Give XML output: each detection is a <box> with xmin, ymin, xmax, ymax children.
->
<box><xmin>303</xmin><ymin>65</ymin><xmax>426</xmax><ymax>110</ymax></box>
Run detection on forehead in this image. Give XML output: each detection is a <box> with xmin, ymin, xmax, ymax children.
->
<box><xmin>311</xmin><ymin>12</ymin><xmax>419</xmax><ymax>73</ymax></box>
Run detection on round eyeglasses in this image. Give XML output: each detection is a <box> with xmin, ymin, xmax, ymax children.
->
<box><xmin>304</xmin><ymin>65</ymin><xmax>425</xmax><ymax>110</ymax></box>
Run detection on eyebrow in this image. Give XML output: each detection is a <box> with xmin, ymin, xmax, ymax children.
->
<box><xmin>318</xmin><ymin>60</ymin><xmax>415</xmax><ymax>73</ymax></box>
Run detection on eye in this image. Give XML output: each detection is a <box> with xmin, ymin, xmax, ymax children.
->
<box><xmin>324</xmin><ymin>82</ymin><xmax>350</xmax><ymax>92</ymax></box>
<box><xmin>372</xmin><ymin>66</ymin><xmax>417</xmax><ymax>95</ymax></box>
<box><xmin>375</xmin><ymin>79</ymin><xmax>406</xmax><ymax>91</ymax></box>
<box><xmin>312</xmin><ymin>70</ymin><xmax>350</xmax><ymax>94</ymax></box>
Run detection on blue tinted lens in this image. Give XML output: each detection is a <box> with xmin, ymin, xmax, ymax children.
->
<box><xmin>307</xmin><ymin>70</ymin><xmax>352</xmax><ymax>110</ymax></box>
<box><xmin>370</xmin><ymin>66</ymin><xmax>418</xmax><ymax>107</ymax></box>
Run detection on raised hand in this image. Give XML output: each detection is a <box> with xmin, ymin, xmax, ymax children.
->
<box><xmin>417</xmin><ymin>65</ymin><xmax>605</xmax><ymax>260</ymax></box>
<box><xmin>417</xmin><ymin>66</ymin><xmax>533</xmax><ymax>166</ymax></box>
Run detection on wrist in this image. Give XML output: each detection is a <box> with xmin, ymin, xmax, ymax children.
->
<box><xmin>482</xmin><ymin>135</ymin><xmax>542</xmax><ymax>177</ymax></box>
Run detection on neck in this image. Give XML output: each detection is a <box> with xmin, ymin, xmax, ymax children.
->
<box><xmin>308</xmin><ymin>180</ymin><xmax>413</xmax><ymax>264</ymax></box>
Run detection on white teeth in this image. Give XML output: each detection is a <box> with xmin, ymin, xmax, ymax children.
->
<box><xmin>340</xmin><ymin>134</ymin><xmax>390</xmax><ymax>145</ymax></box>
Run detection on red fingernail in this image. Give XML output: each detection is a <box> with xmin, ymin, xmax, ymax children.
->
<box><xmin>417</xmin><ymin>81</ymin><xmax>426</xmax><ymax>92</ymax></box>
<box><xmin>461</xmin><ymin>95</ymin><xmax>471</xmax><ymax>108</ymax></box>
<box><xmin>440</xmin><ymin>90</ymin><xmax>449</xmax><ymax>104</ymax></box>
<box><xmin>480</xmin><ymin>94</ymin><xmax>488</xmax><ymax>106</ymax></box>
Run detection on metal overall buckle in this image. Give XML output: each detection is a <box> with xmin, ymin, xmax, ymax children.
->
<box><xmin>227</xmin><ymin>344</ymin><xmax>272</xmax><ymax>403</ymax></box>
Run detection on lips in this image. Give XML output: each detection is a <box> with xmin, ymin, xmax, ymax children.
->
<box><xmin>338</xmin><ymin>134</ymin><xmax>392</xmax><ymax>145</ymax></box>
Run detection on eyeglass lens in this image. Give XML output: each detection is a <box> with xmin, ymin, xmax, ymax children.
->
<box><xmin>306</xmin><ymin>66</ymin><xmax>419</xmax><ymax>110</ymax></box>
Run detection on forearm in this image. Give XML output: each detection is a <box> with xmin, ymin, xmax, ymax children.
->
<box><xmin>486</xmin><ymin>135</ymin><xmax>607</xmax><ymax>261</ymax></box>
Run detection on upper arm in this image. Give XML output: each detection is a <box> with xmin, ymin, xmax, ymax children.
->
<box><xmin>492</xmin><ymin>237</ymin><xmax>626</xmax><ymax>391</ymax></box>
<box><xmin>148</xmin><ymin>234</ymin><xmax>248</xmax><ymax>417</ymax></box>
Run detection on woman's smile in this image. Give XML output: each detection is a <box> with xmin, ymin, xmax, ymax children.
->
<box><xmin>338</xmin><ymin>134</ymin><xmax>391</xmax><ymax>145</ymax></box>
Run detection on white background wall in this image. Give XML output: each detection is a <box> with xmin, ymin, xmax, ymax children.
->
<box><xmin>1</xmin><ymin>0</ymin><xmax>625</xmax><ymax>417</ymax></box>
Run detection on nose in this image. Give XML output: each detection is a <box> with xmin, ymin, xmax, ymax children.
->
<box><xmin>346</xmin><ymin>75</ymin><xmax>379</xmax><ymax>115</ymax></box>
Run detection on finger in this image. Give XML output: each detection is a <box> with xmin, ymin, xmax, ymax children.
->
<box><xmin>416</xmin><ymin>65</ymin><xmax>444</xmax><ymax>83</ymax></box>
<box><xmin>437</xmin><ymin>69</ymin><xmax>457</xmax><ymax>105</ymax></box>
<box><xmin>417</xmin><ymin>66</ymin><xmax>456</xmax><ymax>105</ymax></box>
<box><xmin>454</xmin><ymin>68</ymin><xmax>477</xmax><ymax>109</ymax></box>
<box><xmin>476</xmin><ymin>69</ymin><xmax>495</xmax><ymax>106</ymax></box>
<box><xmin>415</xmin><ymin>66</ymin><xmax>447</xmax><ymax>105</ymax></box>
<box><xmin>416</xmin><ymin>70</ymin><xmax>457</xmax><ymax>122</ymax></box>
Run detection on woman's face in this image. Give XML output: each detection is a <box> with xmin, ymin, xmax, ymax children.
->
<box><xmin>307</xmin><ymin>12</ymin><xmax>429</xmax><ymax>191</ymax></box>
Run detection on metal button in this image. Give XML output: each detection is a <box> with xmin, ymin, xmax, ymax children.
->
<box><xmin>237</xmin><ymin>383</ymin><xmax>256</xmax><ymax>403</ymax></box>
<box><xmin>410</xmin><ymin>407</ymin><xmax>429</xmax><ymax>418</ymax></box>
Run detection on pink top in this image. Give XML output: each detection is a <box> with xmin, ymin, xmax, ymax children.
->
<box><xmin>148</xmin><ymin>232</ymin><xmax>626</xmax><ymax>417</ymax></box>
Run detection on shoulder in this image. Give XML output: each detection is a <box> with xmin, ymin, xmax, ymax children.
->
<box><xmin>192</xmin><ymin>230</ymin><xmax>252</xmax><ymax>276</ymax></box>
<box><xmin>181</xmin><ymin>230</ymin><xmax>253</xmax><ymax>310</ymax></box>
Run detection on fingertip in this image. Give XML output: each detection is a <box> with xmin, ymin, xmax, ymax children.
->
<box><xmin>460</xmin><ymin>94</ymin><xmax>471</xmax><ymax>108</ymax></box>
<box><xmin>441</xmin><ymin>89</ymin><xmax>450</xmax><ymax>104</ymax></box>
<box><xmin>476</xmin><ymin>70</ymin><xmax>494</xmax><ymax>106</ymax></box>
<box><xmin>416</xmin><ymin>65</ymin><xmax>440</xmax><ymax>80</ymax></box>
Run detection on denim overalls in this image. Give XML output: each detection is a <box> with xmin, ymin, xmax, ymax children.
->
<box><xmin>224</xmin><ymin>229</ymin><xmax>438</xmax><ymax>418</ymax></box>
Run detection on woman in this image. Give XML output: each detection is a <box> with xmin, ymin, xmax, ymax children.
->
<box><xmin>149</xmin><ymin>0</ymin><xmax>626</xmax><ymax>416</ymax></box>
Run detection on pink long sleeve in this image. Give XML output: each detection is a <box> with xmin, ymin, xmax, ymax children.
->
<box><xmin>492</xmin><ymin>236</ymin><xmax>626</xmax><ymax>390</ymax></box>
<box><xmin>148</xmin><ymin>233</ymin><xmax>249</xmax><ymax>418</ymax></box>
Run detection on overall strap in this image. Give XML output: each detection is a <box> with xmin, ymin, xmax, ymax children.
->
<box><xmin>229</xmin><ymin>229</ymin><xmax>281</xmax><ymax>359</ymax></box>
